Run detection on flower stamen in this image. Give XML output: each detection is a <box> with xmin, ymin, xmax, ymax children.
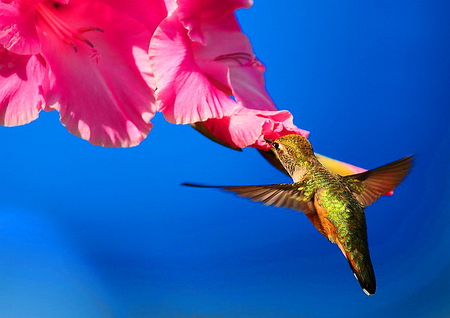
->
<box><xmin>78</xmin><ymin>27</ymin><xmax>105</xmax><ymax>34</ymax></box>
<box><xmin>36</xmin><ymin>2</ymin><xmax>103</xmax><ymax>53</ymax></box>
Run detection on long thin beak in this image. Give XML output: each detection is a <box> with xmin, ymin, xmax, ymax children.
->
<box><xmin>264</xmin><ymin>138</ymin><xmax>274</xmax><ymax>144</ymax></box>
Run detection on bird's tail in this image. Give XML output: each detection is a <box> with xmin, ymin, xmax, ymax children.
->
<box><xmin>342</xmin><ymin>246</ymin><xmax>376</xmax><ymax>295</ymax></box>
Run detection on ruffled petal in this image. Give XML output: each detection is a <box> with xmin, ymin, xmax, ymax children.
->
<box><xmin>0</xmin><ymin>0</ymin><xmax>42</xmax><ymax>54</ymax></box>
<box><xmin>203</xmin><ymin>108</ymin><xmax>308</xmax><ymax>150</ymax></box>
<box><xmin>149</xmin><ymin>16</ymin><xmax>239</xmax><ymax>124</ymax></box>
<box><xmin>192</xmin><ymin>11</ymin><xmax>276</xmax><ymax>111</ymax></box>
<box><xmin>206</xmin><ymin>54</ymin><xmax>277</xmax><ymax>111</ymax></box>
<box><xmin>39</xmin><ymin>1</ymin><xmax>156</xmax><ymax>147</ymax></box>
<box><xmin>192</xmin><ymin>12</ymin><xmax>253</xmax><ymax>60</ymax></box>
<box><xmin>176</xmin><ymin>0</ymin><xmax>252</xmax><ymax>44</ymax></box>
<box><xmin>152</xmin><ymin>0</ymin><xmax>307</xmax><ymax>153</ymax></box>
<box><xmin>0</xmin><ymin>48</ymin><xmax>46</xmax><ymax>126</ymax></box>
<box><xmin>163</xmin><ymin>0</ymin><xmax>177</xmax><ymax>16</ymax></box>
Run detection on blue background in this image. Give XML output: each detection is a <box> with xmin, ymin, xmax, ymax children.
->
<box><xmin>1</xmin><ymin>1</ymin><xmax>450</xmax><ymax>317</ymax></box>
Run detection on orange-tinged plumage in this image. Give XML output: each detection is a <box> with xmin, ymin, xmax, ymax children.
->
<box><xmin>183</xmin><ymin>134</ymin><xmax>413</xmax><ymax>295</ymax></box>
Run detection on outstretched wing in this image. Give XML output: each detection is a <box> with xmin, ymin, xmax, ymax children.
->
<box><xmin>345</xmin><ymin>155</ymin><xmax>413</xmax><ymax>206</ymax></box>
<box><xmin>182</xmin><ymin>182</ymin><xmax>315</xmax><ymax>214</ymax></box>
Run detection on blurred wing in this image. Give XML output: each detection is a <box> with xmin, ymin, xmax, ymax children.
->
<box><xmin>182</xmin><ymin>182</ymin><xmax>314</xmax><ymax>213</ymax></box>
<box><xmin>345</xmin><ymin>155</ymin><xmax>413</xmax><ymax>206</ymax></box>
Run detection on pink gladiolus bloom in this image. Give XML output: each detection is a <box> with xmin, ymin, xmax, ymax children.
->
<box><xmin>149</xmin><ymin>0</ymin><xmax>307</xmax><ymax>150</ymax></box>
<box><xmin>0</xmin><ymin>0</ymin><xmax>167</xmax><ymax>147</ymax></box>
<box><xmin>149</xmin><ymin>0</ymin><xmax>378</xmax><ymax>192</ymax></box>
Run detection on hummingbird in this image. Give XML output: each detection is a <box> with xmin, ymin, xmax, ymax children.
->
<box><xmin>183</xmin><ymin>134</ymin><xmax>413</xmax><ymax>295</ymax></box>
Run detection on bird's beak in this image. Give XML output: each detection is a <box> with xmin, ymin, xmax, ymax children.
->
<box><xmin>264</xmin><ymin>138</ymin><xmax>274</xmax><ymax>144</ymax></box>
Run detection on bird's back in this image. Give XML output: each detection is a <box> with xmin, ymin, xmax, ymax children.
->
<box><xmin>311</xmin><ymin>166</ymin><xmax>377</xmax><ymax>294</ymax></box>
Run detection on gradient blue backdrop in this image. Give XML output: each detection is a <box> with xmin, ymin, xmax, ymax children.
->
<box><xmin>1</xmin><ymin>1</ymin><xmax>449</xmax><ymax>317</ymax></box>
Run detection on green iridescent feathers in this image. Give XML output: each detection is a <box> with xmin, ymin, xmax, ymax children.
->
<box><xmin>345</xmin><ymin>156</ymin><xmax>414</xmax><ymax>207</ymax></box>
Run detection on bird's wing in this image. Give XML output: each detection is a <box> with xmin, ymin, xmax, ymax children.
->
<box><xmin>182</xmin><ymin>182</ymin><xmax>315</xmax><ymax>214</ymax></box>
<box><xmin>344</xmin><ymin>155</ymin><xmax>413</xmax><ymax>206</ymax></box>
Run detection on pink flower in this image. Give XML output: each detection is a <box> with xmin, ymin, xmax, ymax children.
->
<box><xmin>0</xmin><ymin>0</ymin><xmax>168</xmax><ymax>147</ymax></box>
<box><xmin>149</xmin><ymin>0</ymin><xmax>376</xmax><ymax>187</ymax></box>
<box><xmin>149</xmin><ymin>0</ymin><xmax>307</xmax><ymax>150</ymax></box>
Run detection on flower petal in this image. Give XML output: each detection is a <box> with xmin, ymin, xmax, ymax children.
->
<box><xmin>77</xmin><ymin>0</ymin><xmax>168</xmax><ymax>34</ymax></box>
<box><xmin>0</xmin><ymin>0</ymin><xmax>43</xmax><ymax>54</ymax></box>
<box><xmin>203</xmin><ymin>108</ymin><xmax>308</xmax><ymax>150</ymax></box>
<box><xmin>0</xmin><ymin>48</ymin><xmax>46</xmax><ymax>126</ymax></box>
<box><xmin>199</xmin><ymin>56</ymin><xmax>277</xmax><ymax>111</ymax></box>
<box><xmin>149</xmin><ymin>16</ymin><xmax>239</xmax><ymax>124</ymax></box>
<box><xmin>39</xmin><ymin>1</ymin><xmax>156</xmax><ymax>147</ymax></box>
<box><xmin>189</xmin><ymin>8</ymin><xmax>276</xmax><ymax>111</ymax></box>
<box><xmin>176</xmin><ymin>0</ymin><xmax>253</xmax><ymax>44</ymax></box>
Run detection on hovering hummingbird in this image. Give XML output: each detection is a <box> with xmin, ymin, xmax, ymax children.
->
<box><xmin>183</xmin><ymin>134</ymin><xmax>413</xmax><ymax>295</ymax></box>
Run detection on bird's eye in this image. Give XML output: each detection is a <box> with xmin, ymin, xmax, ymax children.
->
<box><xmin>272</xmin><ymin>142</ymin><xmax>280</xmax><ymax>150</ymax></box>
